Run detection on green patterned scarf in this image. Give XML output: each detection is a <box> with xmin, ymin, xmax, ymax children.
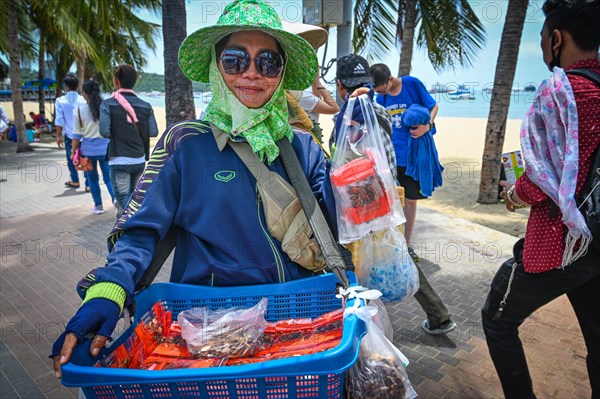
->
<box><xmin>203</xmin><ymin>51</ymin><xmax>293</xmax><ymax>164</ymax></box>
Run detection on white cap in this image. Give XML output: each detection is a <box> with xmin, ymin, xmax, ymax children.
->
<box><xmin>281</xmin><ymin>20</ymin><xmax>328</xmax><ymax>50</ymax></box>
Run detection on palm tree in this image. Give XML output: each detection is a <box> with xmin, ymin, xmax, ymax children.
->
<box><xmin>6</xmin><ymin>2</ymin><xmax>33</xmax><ymax>153</ymax></box>
<box><xmin>39</xmin><ymin>0</ymin><xmax>160</xmax><ymax>91</ymax></box>
<box><xmin>353</xmin><ymin>0</ymin><xmax>486</xmax><ymax>75</ymax></box>
<box><xmin>162</xmin><ymin>0</ymin><xmax>196</xmax><ymax>125</ymax></box>
<box><xmin>73</xmin><ymin>0</ymin><xmax>161</xmax><ymax>90</ymax></box>
<box><xmin>477</xmin><ymin>0</ymin><xmax>530</xmax><ymax>204</ymax></box>
<box><xmin>2</xmin><ymin>0</ymin><xmax>160</xmax><ymax>127</ymax></box>
<box><xmin>397</xmin><ymin>0</ymin><xmax>416</xmax><ymax>76</ymax></box>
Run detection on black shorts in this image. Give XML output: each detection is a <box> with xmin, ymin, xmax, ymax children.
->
<box><xmin>397</xmin><ymin>167</ymin><xmax>428</xmax><ymax>200</ymax></box>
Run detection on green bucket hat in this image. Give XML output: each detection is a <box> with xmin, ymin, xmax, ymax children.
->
<box><xmin>178</xmin><ymin>0</ymin><xmax>318</xmax><ymax>91</ymax></box>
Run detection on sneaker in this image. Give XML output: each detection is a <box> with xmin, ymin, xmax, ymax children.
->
<box><xmin>408</xmin><ymin>246</ymin><xmax>421</xmax><ymax>262</ymax></box>
<box><xmin>90</xmin><ymin>205</ymin><xmax>104</xmax><ymax>215</ymax></box>
<box><xmin>421</xmin><ymin>319</ymin><xmax>457</xmax><ymax>335</ymax></box>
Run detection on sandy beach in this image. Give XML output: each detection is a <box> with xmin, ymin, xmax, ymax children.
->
<box><xmin>319</xmin><ymin>115</ymin><xmax>528</xmax><ymax>238</ymax></box>
<box><xmin>3</xmin><ymin>101</ymin><xmax>528</xmax><ymax>237</ymax></box>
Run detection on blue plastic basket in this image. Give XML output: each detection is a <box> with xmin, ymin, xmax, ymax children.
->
<box><xmin>62</xmin><ymin>272</ymin><xmax>366</xmax><ymax>399</ymax></box>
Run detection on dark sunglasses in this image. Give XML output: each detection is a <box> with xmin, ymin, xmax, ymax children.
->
<box><xmin>409</xmin><ymin>126</ymin><xmax>419</xmax><ymax>130</ymax></box>
<box><xmin>219</xmin><ymin>48</ymin><xmax>284</xmax><ymax>78</ymax></box>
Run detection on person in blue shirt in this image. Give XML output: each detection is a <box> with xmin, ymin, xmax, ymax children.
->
<box><xmin>371</xmin><ymin>64</ymin><xmax>456</xmax><ymax>336</ymax></box>
<box><xmin>51</xmin><ymin>0</ymin><xmax>337</xmax><ymax>378</ymax></box>
<box><xmin>371</xmin><ymin>64</ymin><xmax>439</xmax><ymax>253</ymax></box>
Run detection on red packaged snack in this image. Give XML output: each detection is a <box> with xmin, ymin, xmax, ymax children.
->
<box><xmin>150</xmin><ymin>342</ymin><xmax>192</xmax><ymax>359</ymax></box>
<box><xmin>330</xmin><ymin>157</ymin><xmax>390</xmax><ymax>225</ymax></box>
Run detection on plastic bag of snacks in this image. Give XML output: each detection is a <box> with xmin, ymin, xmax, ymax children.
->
<box><xmin>331</xmin><ymin>95</ymin><xmax>405</xmax><ymax>243</ymax></box>
<box><xmin>346</xmin><ymin>306</ymin><xmax>417</xmax><ymax>399</ymax></box>
<box><xmin>370</xmin><ymin>297</ymin><xmax>394</xmax><ymax>341</ymax></box>
<box><xmin>354</xmin><ymin>228</ymin><xmax>419</xmax><ymax>303</ymax></box>
<box><xmin>178</xmin><ymin>298</ymin><xmax>268</xmax><ymax>358</ymax></box>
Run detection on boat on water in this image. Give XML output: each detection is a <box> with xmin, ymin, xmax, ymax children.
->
<box><xmin>429</xmin><ymin>82</ymin><xmax>450</xmax><ymax>94</ymax></box>
<box><xmin>447</xmin><ymin>85</ymin><xmax>475</xmax><ymax>100</ymax></box>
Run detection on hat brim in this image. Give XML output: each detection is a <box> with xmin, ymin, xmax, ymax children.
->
<box><xmin>339</xmin><ymin>76</ymin><xmax>373</xmax><ymax>88</ymax></box>
<box><xmin>281</xmin><ymin>21</ymin><xmax>328</xmax><ymax>50</ymax></box>
<box><xmin>179</xmin><ymin>25</ymin><xmax>318</xmax><ymax>91</ymax></box>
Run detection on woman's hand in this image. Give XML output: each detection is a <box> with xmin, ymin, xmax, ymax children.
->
<box><xmin>499</xmin><ymin>180</ymin><xmax>528</xmax><ymax>212</ymax></box>
<box><xmin>56</xmin><ymin>135</ymin><xmax>63</xmax><ymax>149</ymax></box>
<box><xmin>51</xmin><ymin>298</ymin><xmax>121</xmax><ymax>379</ymax></box>
<box><xmin>349</xmin><ymin>87</ymin><xmax>371</xmax><ymax>98</ymax></box>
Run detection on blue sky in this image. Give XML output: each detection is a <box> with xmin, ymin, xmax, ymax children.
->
<box><xmin>137</xmin><ymin>0</ymin><xmax>549</xmax><ymax>90</ymax></box>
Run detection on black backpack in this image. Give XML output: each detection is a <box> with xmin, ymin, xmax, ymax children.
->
<box><xmin>568</xmin><ymin>68</ymin><xmax>600</xmax><ymax>250</ymax></box>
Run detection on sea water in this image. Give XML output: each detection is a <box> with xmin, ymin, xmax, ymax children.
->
<box><xmin>431</xmin><ymin>89</ymin><xmax>535</xmax><ymax>120</ymax></box>
<box><xmin>138</xmin><ymin>89</ymin><xmax>536</xmax><ymax>120</ymax></box>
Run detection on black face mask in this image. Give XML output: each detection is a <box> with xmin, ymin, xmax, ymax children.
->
<box><xmin>548</xmin><ymin>35</ymin><xmax>562</xmax><ymax>71</ymax></box>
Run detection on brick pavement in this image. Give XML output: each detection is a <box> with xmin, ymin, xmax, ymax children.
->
<box><xmin>0</xmin><ymin>137</ymin><xmax>592</xmax><ymax>398</ymax></box>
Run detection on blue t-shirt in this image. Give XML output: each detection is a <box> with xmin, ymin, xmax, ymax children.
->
<box><xmin>376</xmin><ymin>76</ymin><xmax>436</xmax><ymax>167</ymax></box>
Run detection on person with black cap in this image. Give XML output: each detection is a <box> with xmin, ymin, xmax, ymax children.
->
<box><xmin>335</xmin><ymin>55</ymin><xmax>456</xmax><ymax>336</ymax></box>
<box><xmin>331</xmin><ymin>54</ymin><xmax>396</xmax><ymax>179</ymax></box>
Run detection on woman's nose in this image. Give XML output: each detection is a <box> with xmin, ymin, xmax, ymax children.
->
<box><xmin>241</xmin><ymin>60</ymin><xmax>261</xmax><ymax>80</ymax></box>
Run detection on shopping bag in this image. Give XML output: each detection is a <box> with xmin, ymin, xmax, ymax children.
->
<box><xmin>346</xmin><ymin>306</ymin><xmax>417</xmax><ymax>399</ymax></box>
<box><xmin>331</xmin><ymin>95</ymin><xmax>405</xmax><ymax>243</ymax></box>
<box><xmin>353</xmin><ymin>228</ymin><xmax>419</xmax><ymax>303</ymax></box>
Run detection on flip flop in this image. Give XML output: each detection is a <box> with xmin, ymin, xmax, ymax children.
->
<box><xmin>65</xmin><ymin>181</ymin><xmax>80</xmax><ymax>188</ymax></box>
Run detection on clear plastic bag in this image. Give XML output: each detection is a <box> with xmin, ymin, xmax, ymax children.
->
<box><xmin>370</xmin><ymin>298</ymin><xmax>394</xmax><ymax>341</ymax></box>
<box><xmin>331</xmin><ymin>95</ymin><xmax>405</xmax><ymax>243</ymax></box>
<box><xmin>355</xmin><ymin>228</ymin><xmax>419</xmax><ymax>303</ymax></box>
<box><xmin>178</xmin><ymin>297</ymin><xmax>268</xmax><ymax>358</ymax></box>
<box><xmin>346</xmin><ymin>306</ymin><xmax>417</xmax><ymax>399</ymax></box>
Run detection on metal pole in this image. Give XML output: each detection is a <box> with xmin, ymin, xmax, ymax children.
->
<box><xmin>336</xmin><ymin>0</ymin><xmax>353</xmax><ymax>103</ymax></box>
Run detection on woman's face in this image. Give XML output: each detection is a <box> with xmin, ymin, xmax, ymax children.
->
<box><xmin>217</xmin><ymin>31</ymin><xmax>284</xmax><ymax>108</ymax></box>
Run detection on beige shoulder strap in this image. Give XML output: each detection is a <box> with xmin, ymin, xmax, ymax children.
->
<box><xmin>228</xmin><ymin>140</ymin><xmax>300</xmax><ymax>241</ymax></box>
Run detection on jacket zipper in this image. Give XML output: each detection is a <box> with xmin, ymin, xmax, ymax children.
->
<box><xmin>256</xmin><ymin>186</ymin><xmax>286</xmax><ymax>283</ymax></box>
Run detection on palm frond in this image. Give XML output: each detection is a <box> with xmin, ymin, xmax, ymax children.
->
<box><xmin>352</xmin><ymin>0</ymin><xmax>399</xmax><ymax>61</ymax></box>
<box><xmin>416</xmin><ymin>0</ymin><xmax>486</xmax><ymax>71</ymax></box>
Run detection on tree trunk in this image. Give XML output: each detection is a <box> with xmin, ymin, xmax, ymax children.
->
<box><xmin>163</xmin><ymin>0</ymin><xmax>195</xmax><ymax>126</ymax></box>
<box><xmin>38</xmin><ymin>37</ymin><xmax>45</xmax><ymax>114</ymax></box>
<box><xmin>477</xmin><ymin>0</ymin><xmax>529</xmax><ymax>204</ymax></box>
<box><xmin>8</xmin><ymin>2</ymin><xmax>32</xmax><ymax>153</ymax></box>
<box><xmin>76</xmin><ymin>56</ymin><xmax>86</xmax><ymax>91</ymax></box>
<box><xmin>398</xmin><ymin>0</ymin><xmax>416</xmax><ymax>77</ymax></box>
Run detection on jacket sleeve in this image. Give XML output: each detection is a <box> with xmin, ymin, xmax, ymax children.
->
<box><xmin>99</xmin><ymin>101</ymin><xmax>111</xmax><ymax>138</ymax></box>
<box><xmin>95</xmin><ymin>153</ymin><xmax>181</xmax><ymax>304</ymax></box>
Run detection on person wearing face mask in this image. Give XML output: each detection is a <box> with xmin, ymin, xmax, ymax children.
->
<box><xmin>481</xmin><ymin>1</ymin><xmax>600</xmax><ymax>398</ymax></box>
<box><xmin>50</xmin><ymin>0</ymin><xmax>340</xmax><ymax>378</ymax></box>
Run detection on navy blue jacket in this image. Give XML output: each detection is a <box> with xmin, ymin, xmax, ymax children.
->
<box><xmin>97</xmin><ymin>121</ymin><xmax>336</xmax><ymax>305</ymax></box>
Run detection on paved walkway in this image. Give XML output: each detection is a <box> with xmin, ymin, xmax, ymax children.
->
<box><xmin>0</xmin><ymin>136</ymin><xmax>591</xmax><ymax>398</ymax></box>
